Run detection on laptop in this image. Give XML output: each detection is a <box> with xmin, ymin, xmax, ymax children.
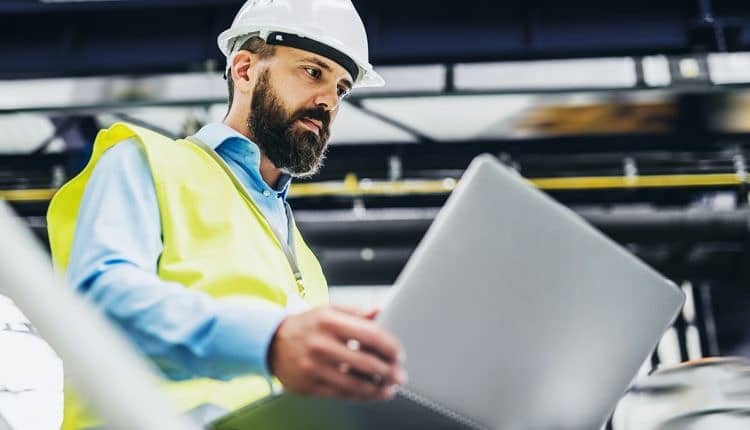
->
<box><xmin>211</xmin><ymin>154</ymin><xmax>685</xmax><ymax>430</ymax></box>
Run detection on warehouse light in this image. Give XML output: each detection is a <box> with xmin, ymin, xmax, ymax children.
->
<box><xmin>353</xmin><ymin>65</ymin><xmax>446</xmax><ymax>95</ymax></box>
<box><xmin>363</xmin><ymin>94</ymin><xmax>536</xmax><ymax>141</ymax></box>
<box><xmin>642</xmin><ymin>55</ymin><xmax>671</xmax><ymax>87</ymax></box>
<box><xmin>455</xmin><ymin>57</ymin><xmax>638</xmax><ymax>91</ymax></box>
<box><xmin>708</xmin><ymin>52</ymin><xmax>750</xmax><ymax>84</ymax></box>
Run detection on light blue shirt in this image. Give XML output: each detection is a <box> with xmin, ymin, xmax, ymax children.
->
<box><xmin>66</xmin><ymin>123</ymin><xmax>293</xmax><ymax>381</ymax></box>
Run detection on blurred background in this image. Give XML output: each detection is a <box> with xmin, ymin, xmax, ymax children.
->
<box><xmin>4</xmin><ymin>0</ymin><xmax>750</xmax><ymax>428</ymax></box>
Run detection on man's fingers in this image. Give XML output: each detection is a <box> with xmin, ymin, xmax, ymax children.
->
<box><xmin>331</xmin><ymin>304</ymin><xmax>380</xmax><ymax>320</ymax></box>
<box><xmin>361</xmin><ymin>308</ymin><xmax>379</xmax><ymax>320</ymax></box>
<box><xmin>271</xmin><ymin>307</ymin><xmax>407</xmax><ymax>401</ymax></box>
<box><xmin>324</xmin><ymin>362</ymin><xmax>398</xmax><ymax>402</ymax></box>
<box><xmin>307</xmin><ymin>334</ymin><xmax>400</xmax><ymax>385</ymax></box>
<box><xmin>318</xmin><ymin>310</ymin><xmax>403</xmax><ymax>365</ymax></box>
<box><xmin>309</xmin><ymin>360</ymin><xmax>388</xmax><ymax>401</ymax></box>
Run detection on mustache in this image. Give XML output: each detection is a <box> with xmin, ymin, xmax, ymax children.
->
<box><xmin>289</xmin><ymin>107</ymin><xmax>331</xmax><ymax>131</ymax></box>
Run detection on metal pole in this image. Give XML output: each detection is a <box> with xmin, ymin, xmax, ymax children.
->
<box><xmin>0</xmin><ymin>202</ymin><xmax>199</xmax><ymax>430</ymax></box>
<box><xmin>0</xmin><ymin>413</ymin><xmax>12</xmax><ymax>430</ymax></box>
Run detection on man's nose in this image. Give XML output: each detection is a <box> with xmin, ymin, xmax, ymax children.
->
<box><xmin>313</xmin><ymin>86</ymin><xmax>339</xmax><ymax>112</ymax></box>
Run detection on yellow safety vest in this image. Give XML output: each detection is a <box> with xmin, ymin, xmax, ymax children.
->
<box><xmin>47</xmin><ymin>122</ymin><xmax>328</xmax><ymax>429</ymax></box>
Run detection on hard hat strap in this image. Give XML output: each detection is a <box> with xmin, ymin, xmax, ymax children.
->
<box><xmin>265</xmin><ymin>31</ymin><xmax>360</xmax><ymax>83</ymax></box>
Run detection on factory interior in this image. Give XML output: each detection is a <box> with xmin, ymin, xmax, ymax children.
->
<box><xmin>4</xmin><ymin>0</ymin><xmax>750</xmax><ymax>429</ymax></box>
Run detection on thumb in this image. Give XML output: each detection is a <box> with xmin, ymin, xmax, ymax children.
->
<box><xmin>331</xmin><ymin>304</ymin><xmax>380</xmax><ymax>320</ymax></box>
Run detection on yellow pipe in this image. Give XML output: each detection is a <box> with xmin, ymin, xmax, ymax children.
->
<box><xmin>291</xmin><ymin>177</ymin><xmax>458</xmax><ymax>197</ymax></box>
<box><xmin>0</xmin><ymin>189</ymin><xmax>58</xmax><ymax>202</ymax></box>
<box><xmin>0</xmin><ymin>173</ymin><xmax>744</xmax><ymax>202</ymax></box>
<box><xmin>291</xmin><ymin>173</ymin><xmax>744</xmax><ymax>196</ymax></box>
<box><xmin>529</xmin><ymin>173</ymin><xmax>744</xmax><ymax>190</ymax></box>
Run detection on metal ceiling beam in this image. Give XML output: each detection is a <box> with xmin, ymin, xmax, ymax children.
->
<box><xmin>0</xmin><ymin>0</ymin><xmax>238</xmax><ymax>14</ymax></box>
<box><xmin>1</xmin><ymin>0</ymin><xmax>750</xmax><ymax>78</ymax></box>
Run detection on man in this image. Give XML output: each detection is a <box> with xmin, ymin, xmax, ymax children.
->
<box><xmin>46</xmin><ymin>0</ymin><xmax>406</xmax><ymax>428</ymax></box>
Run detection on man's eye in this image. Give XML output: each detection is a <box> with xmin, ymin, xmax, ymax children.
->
<box><xmin>305</xmin><ymin>67</ymin><xmax>321</xmax><ymax>79</ymax></box>
<box><xmin>337</xmin><ymin>87</ymin><xmax>351</xmax><ymax>99</ymax></box>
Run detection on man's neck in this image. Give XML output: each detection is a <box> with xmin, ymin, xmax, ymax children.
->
<box><xmin>259</xmin><ymin>156</ymin><xmax>283</xmax><ymax>190</ymax></box>
<box><xmin>222</xmin><ymin>117</ymin><xmax>283</xmax><ymax>189</ymax></box>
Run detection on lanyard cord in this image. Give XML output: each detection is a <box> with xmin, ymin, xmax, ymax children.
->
<box><xmin>185</xmin><ymin>136</ymin><xmax>307</xmax><ymax>298</ymax></box>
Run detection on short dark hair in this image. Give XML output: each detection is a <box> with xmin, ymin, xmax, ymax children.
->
<box><xmin>226</xmin><ymin>36</ymin><xmax>277</xmax><ymax>109</ymax></box>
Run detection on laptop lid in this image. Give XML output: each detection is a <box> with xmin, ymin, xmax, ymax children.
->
<box><xmin>377</xmin><ymin>154</ymin><xmax>685</xmax><ymax>429</ymax></box>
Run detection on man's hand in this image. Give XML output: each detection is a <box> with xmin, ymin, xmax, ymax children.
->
<box><xmin>268</xmin><ymin>305</ymin><xmax>407</xmax><ymax>401</ymax></box>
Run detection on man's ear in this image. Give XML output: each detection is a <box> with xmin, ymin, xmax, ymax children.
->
<box><xmin>230</xmin><ymin>50</ymin><xmax>258</xmax><ymax>95</ymax></box>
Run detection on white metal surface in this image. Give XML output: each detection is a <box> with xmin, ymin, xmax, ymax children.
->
<box><xmin>0</xmin><ymin>202</ymin><xmax>199</xmax><ymax>430</ymax></box>
<box><xmin>0</xmin><ymin>296</ymin><xmax>62</xmax><ymax>429</ymax></box>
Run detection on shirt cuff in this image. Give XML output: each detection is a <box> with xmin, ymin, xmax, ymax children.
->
<box><xmin>204</xmin><ymin>300</ymin><xmax>287</xmax><ymax>380</ymax></box>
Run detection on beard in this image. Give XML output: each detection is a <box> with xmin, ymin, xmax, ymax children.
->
<box><xmin>247</xmin><ymin>69</ymin><xmax>331</xmax><ymax>178</ymax></box>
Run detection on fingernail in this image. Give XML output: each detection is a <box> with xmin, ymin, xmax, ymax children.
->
<box><xmin>398</xmin><ymin>350</ymin><xmax>407</xmax><ymax>364</ymax></box>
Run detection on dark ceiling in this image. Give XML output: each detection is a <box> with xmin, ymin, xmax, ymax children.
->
<box><xmin>1</xmin><ymin>0</ymin><xmax>750</xmax><ymax>79</ymax></box>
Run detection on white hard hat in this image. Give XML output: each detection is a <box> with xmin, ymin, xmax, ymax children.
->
<box><xmin>218</xmin><ymin>0</ymin><xmax>384</xmax><ymax>88</ymax></box>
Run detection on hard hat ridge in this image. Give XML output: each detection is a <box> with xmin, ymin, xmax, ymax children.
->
<box><xmin>217</xmin><ymin>0</ymin><xmax>385</xmax><ymax>88</ymax></box>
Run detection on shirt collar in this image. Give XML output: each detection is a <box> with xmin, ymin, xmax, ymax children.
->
<box><xmin>194</xmin><ymin>122</ymin><xmax>247</xmax><ymax>150</ymax></box>
<box><xmin>193</xmin><ymin>123</ymin><xmax>292</xmax><ymax>196</ymax></box>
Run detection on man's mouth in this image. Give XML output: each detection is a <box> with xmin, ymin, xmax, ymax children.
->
<box><xmin>298</xmin><ymin>117</ymin><xmax>322</xmax><ymax>135</ymax></box>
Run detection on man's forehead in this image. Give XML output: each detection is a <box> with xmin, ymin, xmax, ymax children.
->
<box><xmin>280</xmin><ymin>46</ymin><xmax>354</xmax><ymax>86</ymax></box>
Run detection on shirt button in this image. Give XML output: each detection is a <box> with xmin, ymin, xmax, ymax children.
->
<box><xmin>263</xmin><ymin>190</ymin><xmax>271</xmax><ymax>197</ymax></box>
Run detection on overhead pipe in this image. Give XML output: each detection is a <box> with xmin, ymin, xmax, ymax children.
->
<box><xmin>296</xmin><ymin>208</ymin><xmax>750</xmax><ymax>246</ymax></box>
<box><xmin>314</xmin><ymin>245</ymin><xmax>745</xmax><ymax>286</ymax></box>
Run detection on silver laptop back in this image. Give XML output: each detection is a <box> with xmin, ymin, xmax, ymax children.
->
<box><xmin>378</xmin><ymin>154</ymin><xmax>685</xmax><ymax>429</ymax></box>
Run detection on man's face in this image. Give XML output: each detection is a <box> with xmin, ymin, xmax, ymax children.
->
<box><xmin>246</xmin><ymin>47</ymin><xmax>353</xmax><ymax>178</ymax></box>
